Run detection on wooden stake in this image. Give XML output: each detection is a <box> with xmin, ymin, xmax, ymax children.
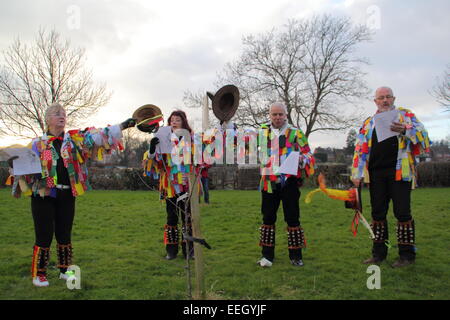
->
<box><xmin>189</xmin><ymin>170</ymin><xmax>205</xmax><ymax>299</ymax></box>
<box><xmin>202</xmin><ymin>93</ymin><xmax>210</xmax><ymax>132</ymax></box>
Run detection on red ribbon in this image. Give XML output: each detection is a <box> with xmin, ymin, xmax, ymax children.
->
<box><xmin>147</xmin><ymin>118</ymin><xmax>162</xmax><ymax>126</ymax></box>
<box><xmin>351</xmin><ymin>211</ymin><xmax>360</xmax><ymax>237</ymax></box>
<box><xmin>48</xmin><ymin>136</ymin><xmax>63</xmax><ymax>143</ymax></box>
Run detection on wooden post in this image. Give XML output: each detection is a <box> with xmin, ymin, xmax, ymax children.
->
<box><xmin>189</xmin><ymin>170</ymin><xmax>205</xmax><ymax>299</ymax></box>
<box><xmin>202</xmin><ymin>94</ymin><xmax>210</xmax><ymax>132</ymax></box>
<box><xmin>189</xmin><ymin>92</ymin><xmax>208</xmax><ymax>299</ymax></box>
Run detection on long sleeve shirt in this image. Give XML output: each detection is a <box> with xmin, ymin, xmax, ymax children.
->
<box><xmin>351</xmin><ymin>107</ymin><xmax>430</xmax><ymax>188</ymax></box>
<box><xmin>258</xmin><ymin>122</ymin><xmax>315</xmax><ymax>193</ymax></box>
<box><xmin>12</xmin><ymin>124</ymin><xmax>123</xmax><ymax>198</ymax></box>
<box><xmin>143</xmin><ymin>130</ymin><xmax>193</xmax><ymax>198</ymax></box>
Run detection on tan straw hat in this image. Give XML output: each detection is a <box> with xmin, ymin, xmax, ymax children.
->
<box><xmin>209</xmin><ymin>85</ymin><xmax>239</xmax><ymax>122</ymax></box>
<box><xmin>132</xmin><ymin>104</ymin><xmax>164</xmax><ymax>133</ymax></box>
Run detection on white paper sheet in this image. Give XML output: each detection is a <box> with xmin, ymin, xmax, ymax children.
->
<box><xmin>155</xmin><ymin>126</ymin><xmax>173</xmax><ymax>154</ymax></box>
<box><xmin>277</xmin><ymin>151</ymin><xmax>300</xmax><ymax>175</ymax></box>
<box><xmin>0</xmin><ymin>148</ymin><xmax>42</xmax><ymax>175</ymax></box>
<box><xmin>373</xmin><ymin>109</ymin><xmax>400</xmax><ymax>142</ymax></box>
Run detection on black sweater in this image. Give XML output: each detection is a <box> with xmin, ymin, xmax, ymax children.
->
<box><xmin>368</xmin><ymin>128</ymin><xmax>398</xmax><ymax>171</ymax></box>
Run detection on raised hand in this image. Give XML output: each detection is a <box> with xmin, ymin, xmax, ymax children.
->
<box><xmin>121</xmin><ymin>118</ymin><xmax>137</xmax><ymax>130</ymax></box>
<box><xmin>149</xmin><ymin>137</ymin><xmax>160</xmax><ymax>154</ymax></box>
<box><xmin>390</xmin><ymin>121</ymin><xmax>406</xmax><ymax>134</ymax></box>
<box><xmin>7</xmin><ymin>156</ymin><xmax>19</xmax><ymax>168</ymax></box>
<box><xmin>351</xmin><ymin>178</ymin><xmax>361</xmax><ymax>187</ymax></box>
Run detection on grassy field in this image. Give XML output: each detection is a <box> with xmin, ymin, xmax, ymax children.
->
<box><xmin>0</xmin><ymin>187</ymin><xmax>449</xmax><ymax>300</ymax></box>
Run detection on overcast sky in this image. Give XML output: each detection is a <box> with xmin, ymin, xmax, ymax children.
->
<box><xmin>0</xmin><ymin>0</ymin><xmax>449</xmax><ymax>149</ymax></box>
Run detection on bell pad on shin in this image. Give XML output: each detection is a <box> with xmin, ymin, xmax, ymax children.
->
<box><xmin>164</xmin><ymin>224</ymin><xmax>179</xmax><ymax>245</ymax></box>
<box><xmin>396</xmin><ymin>220</ymin><xmax>415</xmax><ymax>245</ymax></box>
<box><xmin>287</xmin><ymin>226</ymin><xmax>306</xmax><ymax>249</ymax></box>
<box><xmin>56</xmin><ymin>243</ymin><xmax>73</xmax><ymax>269</ymax></box>
<box><xmin>371</xmin><ymin>220</ymin><xmax>388</xmax><ymax>243</ymax></box>
<box><xmin>182</xmin><ymin>224</ymin><xmax>193</xmax><ymax>243</ymax></box>
<box><xmin>259</xmin><ymin>224</ymin><xmax>275</xmax><ymax>247</ymax></box>
<box><xmin>31</xmin><ymin>246</ymin><xmax>50</xmax><ymax>277</ymax></box>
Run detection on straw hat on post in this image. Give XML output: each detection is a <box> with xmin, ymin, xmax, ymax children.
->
<box><xmin>132</xmin><ymin>104</ymin><xmax>164</xmax><ymax>133</ymax></box>
<box><xmin>208</xmin><ymin>85</ymin><xmax>239</xmax><ymax>123</ymax></box>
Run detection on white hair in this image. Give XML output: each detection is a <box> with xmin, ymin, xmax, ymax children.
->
<box><xmin>269</xmin><ymin>102</ymin><xmax>287</xmax><ymax>114</ymax></box>
<box><xmin>44</xmin><ymin>102</ymin><xmax>65</xmax><ymax>126</ymax></box>
<box><xmin>374</xmin><ymin>86</ymin><xmax>394</xmax><ymax>97</ymax></box>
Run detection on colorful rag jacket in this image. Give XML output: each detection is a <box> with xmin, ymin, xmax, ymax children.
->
<box><xmin>201</xmin><ymin>126</ymin><xmax>248</xmax><ymax>164</ymax></box>
<box><xmin>258</xmin><ymin>123</ymin><xmax>315</xmax><ymax>193</ymax></box>
<box><xmin>351</xmin><ymin>107</ymin><xmax>430</xmax><ymax>188</ymax></box>
<box><xmin>143</xmin><ymin>132</ymin><xmax>196</xmax><ymax>199</ymax></box>
<box><xmin>9</xmin><ymin>125</ymin><xmax>123</xmax><ymax>198</ymax></box>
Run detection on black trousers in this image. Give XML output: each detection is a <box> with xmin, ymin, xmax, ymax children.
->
<box><xmin>31</xmin><ymin>189</ymin><xmax>76</xmax><ymax>248</ymax></box>
<box><xmin>165</xmin><ymin>193</ymin><xmax>193</xmax><ymax>257</ymax></box>
<box><xmin>261</xmin><ymin>177</ymin><xmax>302</xmax><ymax>261</ymax></box>
<box><xmin>369</xmin><ymin>168</ymin><xmax>415</xmax><ymax>260</ymax></box>
<box><xmin>166</xmin><ymin>193</ymin><xmax>190</xmax><ymax>226</ymax></box>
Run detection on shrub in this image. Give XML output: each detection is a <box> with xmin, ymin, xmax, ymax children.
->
<box><xmin>87</xmin><ymin>167</ymin><xmax>158</xmax><ymax>191</ymax></box>
<box><xmin>0</xmin><ymin>167</ymin><xmax>10</xmax><ymax>188</ymax></box>
<box><xmin>416</xmin><ymin>162</ymin><xmax>450</xmax><ymax>187</ymax></box>
<box><xmin>303</xmin><ymin>163</ymin><xmax>350</xmax><ymax>188</ymax></box>
<box><xmin>2</xmin><ymin>162</ymin><xmax>449</xmax><ymax>190</ymax></box>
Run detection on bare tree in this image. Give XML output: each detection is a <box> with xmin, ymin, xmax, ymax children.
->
<box><xmin>183</xmin><ymin>89</ymin><xmax>220</xmax><ymax>128</ymax></box>
<box><xmin>430</xmin><ymin>64</ymin><xmax>450</xmax><ymax>110</ymax></box>
<box><xmin>0</xmin><ymin>28</ymin><xmax>111</xmax><ymax>138</ymax></box>
<box><xmin>345</xmin><ymin>128</ymin><xmax>357</xmax><ymax>155</ymax></box>
<box><xmin>111</xmin><ymin>129</ymin><xmax>150</xmax><ymax>168</ymax></box>
<box><xmin>183</xmin><ymin>89</ymin><xmax>204</xmax><ymax>110</ymax></box>
<box><xmin>199</xmin><ymin>15</ymin><xmax>372</xmax><ymax>136</ymax></box>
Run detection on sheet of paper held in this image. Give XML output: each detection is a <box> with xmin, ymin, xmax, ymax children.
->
<box><xmin>276</xmin><ymin>151</ymin><xmax>300</xmax><ymax>175</ymax></box>
<box><xmin>373</xmin><ymin>109</ymin><xmax>400</xmax><ymax>142</ymax></box>
<box><xmin>155</xmin><ymin>125</ymin><xmax>173</xmax><ymax>154</ymax></box>
<box><xmin>0</xmin><ymin>148</ymin><xmax>42</xmax><ymax>175</ymax></box>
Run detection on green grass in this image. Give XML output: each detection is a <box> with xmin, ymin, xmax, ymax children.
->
<box><xmin>0</xmin><ymin>187</ymin><xmax>449</xmax><ymax>300</ymax></box>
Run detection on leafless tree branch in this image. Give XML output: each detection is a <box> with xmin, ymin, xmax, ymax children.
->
<box><xmin>0</xmin><ymin>28</ymin><xmax>111</xmax><ymax>138</ymax></box>
<box><xmin>430</xmin><ymin>64</ymin><xmax>450</xmax><ymax>111</ymax></box>
<box><xmin>184</xmin><ymin>15</ymin><xmax>372</xmax><ymax>137</ymax></box>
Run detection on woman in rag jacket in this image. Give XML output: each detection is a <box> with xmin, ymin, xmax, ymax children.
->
<box><xmin>6</xmin><ymin>102</ymin><xmax>135</xmax><ymax>287</ymax></box>
<box><xmin>142</xmin><ymin>110</ymin><xmax>197</xmax><ymax>261</ymax></box>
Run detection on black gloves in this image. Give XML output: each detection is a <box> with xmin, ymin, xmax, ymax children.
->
<box><xmin>121</xmin><ymin>118</ymin><xmax>137</xmax><ymax>130</ymax></box>
<box><xmin>149</xmin><ymin>137</ymin><xmax>160</xmax><ymax>154</ymax></box>
<box><xmin>7</xmin><ymin>156</ymin><xmax>19</xmax><ymax>168</ymax></box>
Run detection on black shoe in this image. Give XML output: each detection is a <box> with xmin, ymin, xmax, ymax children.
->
<box><xmin>165</xmin><ymin>254</ymin><xmax>177</xmax><ymax>260</ymax></box>
<box><xmin>392</xmin><ymin>258</ymin><xmax>415</xmax><ymax>268</ymax></box>
<box><xmin>362</xmin><ymin>257</ymin><xmax>384</xmax><ymax>265</ymax></box>
<box><xmin>183</xmin><ymin>252</ymin><xmax>195</xmax><ymax>260</ymax></box>
<box><xmin>291</xmin><ymin>259</ymin><xmax>304</xmax><ymax>267</ymax></box>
